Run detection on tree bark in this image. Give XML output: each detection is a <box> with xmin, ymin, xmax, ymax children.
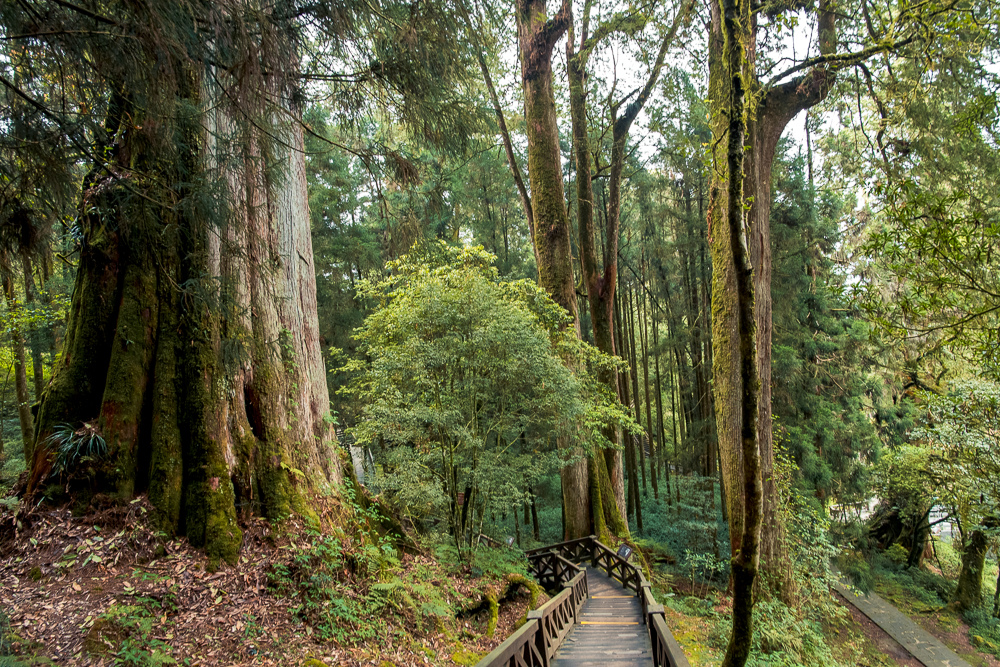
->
<box><xmin>639</xmin><ymin>275</ymin><xmax>659</xmax><ymax>500</ymax></box>
<box><xmin>567</xmin><ymin>11</ymin><xmax>629</xmax><ymax>538</ymax></box>
<box><xmin>955</xmin><ymin>517</ymin><xmax>999</xmax><ymax>611</ymax></box>
<box><xmin>1</xmin><ymin>270</ymin><xmax>34</xmax><ymax>460</ymax></box>
<box><xmin>627</xmin><ymin>285</ymin><xmax>648</xmax><ymax>494</ymax></box>
<box><xmin>20</xmin><ymin>252</ymin><xmax>46</xmax><ymax>400</ymax></box>
<box><xmin>515</xmin><ymin>0</ymin><xmax>592</xmax><ymax>541</ymax></box>
<box><xmin>710</xmin><ymin>0</ymin><xmax>762</xmax><ymax>660</ymax></box>
<box><xmin>26</xmin><ymin>66</ymin><xmax>342</xmax><ymax>566</ymax></box>
<box><xmin>709</xmin><ymin>0</ymin><xmax>836</xmax><ymax>599</ymax></box>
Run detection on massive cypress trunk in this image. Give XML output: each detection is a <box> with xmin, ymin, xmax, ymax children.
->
<box><xmin>567</xmin><ymin>14</ymin><xmax>629</xmax><ymax>539</ymax></box>
<box><xmin>26</xmin><ymin>63</ymin><xmax>342</xmax><ymax>566</ymax></box>
<box><xmin>710</xmin><ymin>0</ymin><xmax>762</xmax><ymax>661</ymax></box>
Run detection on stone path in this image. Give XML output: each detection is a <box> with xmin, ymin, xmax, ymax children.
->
<box><xmin>551</xmin><ymin>567</ymin><xmax>653</xmax><ymax>667</ymax></box>
<box><xmin>834</xmin><ymin>581</ymin><xmax>972</xmax><ymax>667</ymax></box>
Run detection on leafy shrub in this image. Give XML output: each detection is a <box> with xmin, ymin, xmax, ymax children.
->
<box><xmin>932</xmin><ymin>538</ymin><xmax>963</xmax><ymax>578</ymax></box>
<box><xmin>344</xmin><ymin>244</ymin><xmax>635</xmax><ymax>556</ymax></box>
<box><xmin>45</xmin><ymin>422</ymin><xmax>107</xmax><ymax>475</ymax></box>
<box><xmin>634</xmin><ymin>474</ymin><xmax>730</xmax><ymax>568</ymax></box>
<box><xmin>884</xmin><ymin>543</ymin><xmax>909</xmax><ymax>566</ymax></box>
<box><xmin>838</xmin><ymin>552</ymin><xmax>874</xmax><ymax>594</ymax></box>
<box><xmin>268</xmin><ymin>516</ymin><xmax>399</xmax><ymax>643</ymax></box>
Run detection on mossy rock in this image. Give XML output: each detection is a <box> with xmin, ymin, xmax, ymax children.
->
<box><xmin>377</xmin><ymin>661</ymin><xmax>397</xmax><ymax>667</ymax></box>
<box><xmin>28</xmin><ymin>566</ymin><xmax>42</xmax><ymax>581</ymax></box>
<box><xmin>302</xmin><ymin>659</ymin><xmax>330</xmax><ymax>667</ymax></box>
<box><xmin>83</xmin><ymin>618</ymin><xmax>127</xmax><ymax>656</ymax></box>
<box><xmin>450</xmin><ymin>648</ymin><xmax>481</xmax><ymax>665</ymax></box>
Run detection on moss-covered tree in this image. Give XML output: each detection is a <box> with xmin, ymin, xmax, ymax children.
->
<box><xmin>514</xmin><ymin>0</ymin><xmax>597</xmax><ymax>540</ymax></box>
<box><xmin>5</xmin><ymin>0</ymin><xmax>480</xmax><ymax>564</ymax></box>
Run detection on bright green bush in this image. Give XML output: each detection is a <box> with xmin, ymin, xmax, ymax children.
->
<box><xmin>344</xmin><ymin>243</ymin><xmax>634</xmax><ymax>555</ymax></box>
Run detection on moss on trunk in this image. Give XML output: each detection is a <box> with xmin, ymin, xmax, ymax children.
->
<box><xmin>955</xmin><ymin>519</ymin><xmax>998</xmax><ymax>611</ymax></box>
<box><xmin>25</xmin><ymin>65</ymin><xmax>342</xmax><ymax>566</ymax></box>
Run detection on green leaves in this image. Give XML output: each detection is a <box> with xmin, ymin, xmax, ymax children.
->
<box><xmin>912</xmin><ymin>379</ymin><xmax>1000</xmax><ymax>530</ymax></box>
<box><xmin>343</xmin><ymin>243</ymin><xmax>634</xmax><ymax>543</ymax></box>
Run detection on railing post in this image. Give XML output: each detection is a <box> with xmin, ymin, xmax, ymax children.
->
<box><xmin>640</xmin><ymin>582</ymin><xmax>653</xmax><ymax>622</ymax></box>
<box><xmin>647</xmin><ymin>602</ymin><xmax>665</xmax><ymax>665</ymax></box>
<box><xmin>526</xmin><ymin>611</ymin><xmax>549</xmax><ymax>667</ymax></box>
<box><xmin>562</xmin><ymin>581</ymin><xmax>579</xmax><ymax>624</ymax></box>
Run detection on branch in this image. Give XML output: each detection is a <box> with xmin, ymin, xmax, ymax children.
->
<box><xmin>614</xmin><ymin>0</ymin><xmax>696</xmax><ymax>137</ymax></box>
<box><xmin>42</xmin><ymin>0</ymin><xmax>117</xmax><ymax>25</ymax></box>
<box><xmin>456</xmin><ymin>0</ymin><xmax>532</xmax><ymax>229</ymax></box>
<box><xmin>766</xmin><ymin>36</ymin><xmax>916</xmax><ymax>88</ymax></box>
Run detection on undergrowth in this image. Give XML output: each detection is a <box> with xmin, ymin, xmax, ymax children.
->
<box><xmin>267</xmin><ymin>485</ymin><xmax>535</xmax><ymax>647</ymax></box>
<box><xmin>840</xmin><ymin>536</ymin><xmax>1000</xmax><ymax>661</ymax></box>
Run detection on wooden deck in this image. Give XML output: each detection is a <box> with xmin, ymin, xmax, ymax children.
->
<box><xmin>551</xmin><ymin>567</ymin><xmax>654</xmax><ymax>667</ymax></box>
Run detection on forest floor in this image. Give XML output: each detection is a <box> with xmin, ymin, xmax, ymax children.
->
<box><xmin>0</xmin><ymin>498</ymin><xmax>539</xmax><ymax>667</ymax></box>
<box><xmin>872</xmin><ymin>575</ymin><xmax>1000</xmax><ymax>667</ymax></box>
<box><xmin>655</xmin><ymin>574</ymin><xmax>922</xmax><ymax>666</ymax></box>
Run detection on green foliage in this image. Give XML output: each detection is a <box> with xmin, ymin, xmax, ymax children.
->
<box><xmin>871</xmin><ymin>445</ymin><xmax>933</xmax><ymax>527</ymax></box>
<box><xmin>88</xmin><ymin>599</ymin><xmax>178</xmax><ymax>666</ymax></box>
<box><xmin>681</xmin><ymin>550</ymin><xmax>728</xmax><ymax>597</ymax></box>
<box><xmin>963</xmin><ymin>607</ymin><xmax>1000</xmax><ymax>658</ymax></box>
<box><xmin>630</xmin><ymin>475</ymin><xmax>729</xmax><ymax>564</ymax></box>
<box><xmin>45</xmin><ymin>422</ymin><xmax>107</xmax><ymax>475</ymax></box>
<box><xmin>344</xmin><ymin>243</ymin><xmax>635</xmax><ymax>551</ymax></box>
<box><xmin>0</xmin><ymin>443</ymin><xmax>25</xmax><ymax>501</ymax></box>
<box><xmin>267</xmin><ymin>521</ymin><xmax>398</xmax><ymax>642</ymax></box>
<box><xmin>913</xmin><ymin>379</ymin><xmax>1000</xmax><ymax>532</ymax></box>
<box><xmin>840</xmin><ymin>47</ymin><xmax>1000</xmax><ymax>377</ymax></box>
<box><xmin>839</xmin><ymin>552</ymin><xmax>875</xmax><ymax>594</ymax></box>
<box><xmin>768</xmin><ymin>146</ymin><xmax>883</xmax><ymax>500</ymax></box>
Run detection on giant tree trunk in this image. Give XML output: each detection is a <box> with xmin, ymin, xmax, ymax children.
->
<box><xmin>515</xmin><ymin>0</ymin><xmax>592</xmax><ymax>540</ymax></box>
<box><xmin>26</xmin><ymin>71</ymin><xmax>341</xmax><ymax>566</ymax></box>
<box><xmin>567</xmin><ymin>21</ymin><xmax>628</xmax><ymax>539</ymax></box>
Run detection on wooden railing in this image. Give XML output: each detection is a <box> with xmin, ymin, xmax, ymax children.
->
<box><xmin>474</xmin><ymin>552</ymin><xmax>586</xmax><ymax>667</ymax></box>
<box><xmin>476</xmin><ymin>535</ymin><xmax>688</xmax><ymax>667</ymax></box>
<box><xmin>524</xmin><ymin>535</ymin><xmax>691</xmax><ymax>667</ymax></box>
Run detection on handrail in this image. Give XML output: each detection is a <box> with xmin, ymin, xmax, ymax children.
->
<box><xmin>475</xmin><ymin>553</ymin><xmax>588</xmax><ymax>667</ymax></box>
<box><xmin>538</xmin><ymin>535</ymin><xmax>690</xmax><ymax>667</ymax></box>
<box><xmin>476</xmin><ymin>535</ymin><xmax>688</xmax><ymax>667</ymax></box>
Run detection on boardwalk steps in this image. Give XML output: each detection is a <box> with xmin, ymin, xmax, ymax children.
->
<box><xmin>474</xmin><ymin>536</ymin><xmax>689</xmax><ymax>667</ymax></box>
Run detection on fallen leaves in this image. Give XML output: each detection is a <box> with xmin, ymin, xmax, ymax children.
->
<box><xmin>1</xmin><ymin>500</ymin><xmax>534</xmax><ymax>666</ymax></box>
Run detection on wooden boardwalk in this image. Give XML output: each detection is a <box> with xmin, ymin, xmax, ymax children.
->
<box><xmin>551</xmin><ymin>567</ymin><xmax>654</xmax><ymax>667</ymax></box>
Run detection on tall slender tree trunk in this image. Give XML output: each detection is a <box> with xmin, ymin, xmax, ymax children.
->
<box><xmin>1</xmin><ymin>271</ymin><xmax>33</xmax><ymax>459</ymax></box>
<box><xmin>628</xmin><ymin>285</ymin><xmax>648</xmax><ymax>494</ymax></box>
<box><xmin>20</xmin><ymin>253</ymin><xmax>46</xmax><ymax>400</ymax></box>
<box><xmin>653</xmin><ymin>318</ymin><xmax>671</xmax><ymax>502</ymax></box>
<box><xmin>639</xmin><ymin>277</ymin><xmax>659</xmax><ymax>500</ymax></box>
<box><xmin>515</xmin><ymin>0</ymin><xmax>592</xmax><ymax>540</ymax></box>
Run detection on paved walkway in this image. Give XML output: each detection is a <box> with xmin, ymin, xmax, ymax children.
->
<box><xmin>551</xmin><ymin>567</ymin><xmax>653</xmax><ymax>667</ymax></box>
<box><xmin>834</xmin><ymin>581</ymin><xmax>972</xmax><ymax>667</ymax></box>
